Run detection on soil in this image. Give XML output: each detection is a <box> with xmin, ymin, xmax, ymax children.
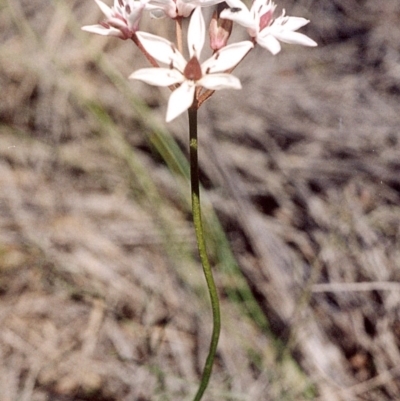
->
<box><xmin>1</xmin><ymin>0</ymin><xmax>400</xmax><ymax>400</ymax></box>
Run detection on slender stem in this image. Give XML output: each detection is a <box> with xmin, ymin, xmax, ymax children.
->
<box><xmin>189</xmin><ymin>107</ymin><xmax>221</xmax><ymax>401</ymax></box>
<box><xmin>176</xmin><ymin>17</ymin><xmax>183</xmax><ymax>55</ymax></box>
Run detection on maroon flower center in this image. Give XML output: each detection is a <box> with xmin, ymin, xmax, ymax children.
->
<box><xmin>184</xmin><ymin>57</ymin><xmax>202</xmax><ymax>81</ymax></box>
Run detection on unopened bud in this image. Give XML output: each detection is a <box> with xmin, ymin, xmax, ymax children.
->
<box><xmin>209</xmin><ymin>9</ymin><xmax>233</xmax><ymax>51</ymax></box>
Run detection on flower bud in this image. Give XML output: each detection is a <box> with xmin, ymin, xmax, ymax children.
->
<box><xmin>209</xmin><ymin>8</ymin><xmax>233</xmax><ymax>51</ymax></box>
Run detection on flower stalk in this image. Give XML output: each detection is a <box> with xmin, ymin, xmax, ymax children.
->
<box><xmin>188</xmin><ymin>105</ymin><xmax>221</xmax><ymax>401</ymax></box>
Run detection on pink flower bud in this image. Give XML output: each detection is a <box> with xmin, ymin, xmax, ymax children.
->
<box><xmin>209</xmin><ymin>9</ymin><xmax>233</xmax><ymax>51</ymax></box>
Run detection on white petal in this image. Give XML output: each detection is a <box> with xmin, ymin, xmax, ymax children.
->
<box><xmin>277</xmin><ymin>16</ymin><xmax>310</xmax><ymax>32</ymax></box>
<box><xmin>126</xmin><ymin>1</ymin><xmax>146</xmax><ymax>31</ymax></box>
<box><xmin>135</xmin><ymin>31</ymin><xmax>187</xmax><ymax>71</ymax></box>
<box><xmin>107</xmin><ymin>17</ymin><xmax>129</xmax><ymax>30</ymax></box>
<box><xmin>225</xmin><ymin>0</ymin><xmax>247</xmax><ymax>8</ymax></box>
<box><xmin>220</xmin><ymin>6</ymin><xmax>255</xmax><ymax>30</ymax></box>
<box><xmin>81</xmin><ymin>24</ymin><xmax>122</xmax><ymax>37</ymax></box>
<box><xmin>257</xmin><ymin>34</ymin><xmax>281</xmax><ymax>54</ymax></box>
<box><xmin>113</xmin><ymin>0</ymin><xmax>124</xmax><ymax>15</ymax></box>
<box><xmin>201</xmin><ymin>41</ymin><xmax>253</xmax><ymax>73</ymax></box>
<box><xmin>198</xmin><ymin>73</ymin><xmax>242</xmax><ymax>90</ymax></box>
<box><xmin>166</xmin><ymin>81</ymin><xmax>195</xmax><ymax>122</ymax></box>
<box><xmin>94</xmin><ymin>0</ymin><xmax>113</xmax><ymax>19</ymax></box>
<box><xmin>187</xmin><ymin>7</ymin><xmax>205</xmax><ymax>59</ymax></box>
<box><xmin>129</xmin><ymin>68</ymin><xmax>184</xmax><ymax>86</ymax></box>
<box><xmin>146</xmin><ymin>0</ymin><xmax>177</xmax><ymax>18</ymax></box>
<box><xmin>253</xmin><ymin>0</ymin><xmax>275</xmax><ymax>17</ymax></box>
<box><xmin>273</xmin><ymin>31</ymin><xmax>317</xmax><ymax>47</ymax></box>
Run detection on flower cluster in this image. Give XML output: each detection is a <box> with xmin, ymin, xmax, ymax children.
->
<box><xmin>82</xmin><ymin>0</ymin><xmax>317</xmax><ymax>121</ymax></box>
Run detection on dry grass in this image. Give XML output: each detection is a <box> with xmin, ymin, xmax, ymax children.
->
<box><xmin>1</xmin><ymin>0</ymin><xmax>400</xmax><ymax>400</ymax></box>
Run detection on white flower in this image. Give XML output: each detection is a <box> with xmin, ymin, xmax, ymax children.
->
<box><xmin>82</xmin><ymin>0</ymin><xmax>146</xmax><ymax>40</ymax></box>
<box><xmin>146</xmin><ymin>0</ymin><xmax>225</xmax><ymax>19</ymax></box>
<box><xmin>221</xmin><ymin>0</ymin><xmax>317</xmax><ymax>55</ymax></box>
<box><xmin>129</xmin><ymin>7</ymin><xmax>253</xmax><ymax>122</ymax></box>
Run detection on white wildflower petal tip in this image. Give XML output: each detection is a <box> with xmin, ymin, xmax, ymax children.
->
<box><xmin>188</xmin><ymin>7</ymin><xmax>205</xmax><ymax>59</ymax></box>
<box><xmin>224</xmin><ymin>0</ymin><xmax>247</xmax><ymax>9</ymax></box>
<box><xmin>257</xmin><ymin>34</ymin><xmax>281</xmax><ymax>54</ymax></box>
<box><xmin>95</xmin><ymin>0</ymin><xmax>113</xmax><ymax>18</ymax></box>
<box><xmin>81</xmin><ymin>24</ymin><xmax>121</xmax><ymax>37</ymax></box>
<box><xmin>135</xmin><ymin>32</ymin><xmax>187</xmax><ymax>71</ymax></box>
<box><xmin>199</xmin><ymin>74</ymin><xmax>242</xmax><ymax>90</ymax></box>
<box><xmin>273</xmin><ymin>31</ymin><xmax>317</xmax><ymax>47</ymax></box>
<box><xmin>202</xmin><ymin>41</ymin><xmax>253</xmax><ymax>74</ymax></box>
<box><xmin>220</xmin><ymin>7</ymin><xmax>255</xmax><ymax>30</ymax></box>
<box><xmin>166</xmin><ymin>81</ymin><xmax>196</xmax><ymax>122</ymax></box>
<box><xmin>280</xmin><ymin>16</ymin><xmax>310</xmax><ymax>31</ymax></box>
<box><xmin>129</xmin><ymin>68</ymin><xmax>184</xmax><ymax>86</ymax></box>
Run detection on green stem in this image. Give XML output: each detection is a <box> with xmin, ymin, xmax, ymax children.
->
<box><xmin>189</xmin><ymin>107</ymin><xmax>221</xmax><ymax>401</ymax></box>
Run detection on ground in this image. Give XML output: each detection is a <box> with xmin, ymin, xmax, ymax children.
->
<box><xmin>1</xmin><ymin>0</ymin><xmax>400</xmax><ymax>400</ymax></box>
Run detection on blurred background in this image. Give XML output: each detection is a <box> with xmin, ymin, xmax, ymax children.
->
<box><xmin>1</xmin><ymin>0</ymin><xmax>400</xmax><ymax>400</ymax></box>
